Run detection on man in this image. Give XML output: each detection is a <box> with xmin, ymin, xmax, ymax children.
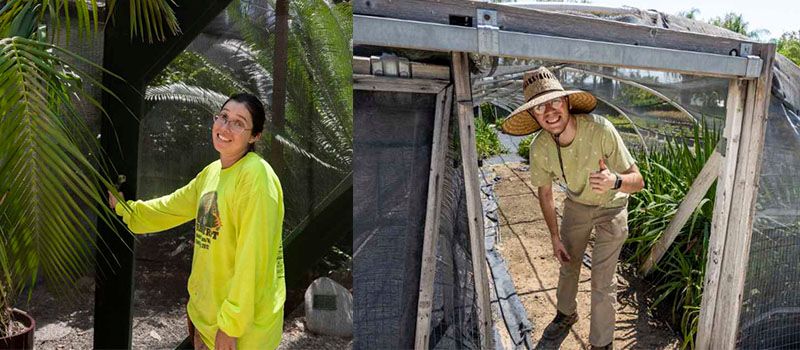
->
<box><xmin>501</xmin><ymin>67</ymin><xmax>644</xmax><ymax>350</ymax></box>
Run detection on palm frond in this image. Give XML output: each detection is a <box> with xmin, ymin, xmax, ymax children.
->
<box><xmin>108</xmin><ymin>0</ymin><xmax>181</xmax><ymax>43</ymax></box>
<box><xmin>1</xmin><ymin>0</ymin><xmax>180</xmax><ymax>44</ymax></box>
<box><xmin>215</xmin><ymin>39</ymin><xmax>272</xmax><ymax>101</ymax></box>
<box><xmin>188</xmin><ymin>50</ymin><xmax>252</xmax><ymax>94</ymax></box>
<box><xmin>145</xmin><ymin>83</ymin><xmax>229</xmax><ymax>114</ymax></box>
<box><xmin>0</xmin><ymin>36</ymin><xmax>130</xmax><ymax>301</ymax></box>
<box><xmin>288</xmin><ymin>0</ymin><xmax>352</xmax><ymax>147</ymax></box>
<box><xmin>271</xmin><ymin>134</ymin><xmax>342</xmax><ymax>172</ymax></box>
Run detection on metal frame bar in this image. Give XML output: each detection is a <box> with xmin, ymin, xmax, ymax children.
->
<box><xmin>355</xmin><ymin>15</ymin><xmax>762</xmax><ymax>79</ymax></box>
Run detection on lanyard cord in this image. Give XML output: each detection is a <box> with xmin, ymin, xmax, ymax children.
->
<box><xmin>553</xmin><ymin>133</ymin><xmax>568</xmax><ymax>186</ymax></box>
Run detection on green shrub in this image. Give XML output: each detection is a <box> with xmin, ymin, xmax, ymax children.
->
<box><xmin>475</xmin><ymin>116</ymin><xmax>507</xmax><ymax>159</ymax></box>
<box><xmin>517</xmin><ymin>134</ymin><xmax>535</xmax><ymax>161</ymax></box>
<box><xmin>625</xmin><ymin>121</ymin><xmax>720</xmax><ymax>349</ymax></box>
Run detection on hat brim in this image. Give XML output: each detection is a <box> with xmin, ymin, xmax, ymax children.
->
<box><xmin>501</xmin><ymin>90</ymin><xmax>597</xmax><ymax>136</ymax></box>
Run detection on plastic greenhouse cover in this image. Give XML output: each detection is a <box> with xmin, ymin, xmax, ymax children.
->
<box><xmin>737</xmin><ymin>54</ymin><xmax>800</xmax><ymax>350</ymax></box>
<box><xmin>474</xmin><ymin>58</ymin><xmax>729</xmax><ymax>160</ymax></box>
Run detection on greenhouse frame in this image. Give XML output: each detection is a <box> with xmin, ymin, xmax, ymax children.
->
<box><xmin>353</xmin><ymin>1</ymin><xmax>796</xmax><ymax>349</ymax></box>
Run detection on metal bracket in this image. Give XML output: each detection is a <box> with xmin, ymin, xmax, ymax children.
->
<box><xmin>717</xmin><ymin>137</ymin><xmax>727</xmax><ymax>157</ymax></box>
<box><xmin>398</xmin><ymin>57</ymin><xmax>410</xmax><ymax>78</ymax></box>
<box><xmin>476</xmin><ymin>9</ymin><xmax>500</xmax><ymax>55</ymax></box>
<box><xmin>739</xmin><ymin>43</ymin><xmax>753</xmax><ymax>57</ymax></box>
<box><xmin>370</xmin><ymin>56</ymin><xmax>382</xmax><ymax>76</ymax></box>
<box><xmin>744</xmin><ymin>55</ymin><xmax>763</xmax><ymax>78</ymax></box>
<box><xmin>370</xmin><ymin>53</ymin><xmax>411</xmax><ymax>78</ymax></box>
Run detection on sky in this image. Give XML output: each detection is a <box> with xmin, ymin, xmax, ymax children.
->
<box><xmin>587</xmin><ymin>0</ymin><xmax>798</xmax><ymax>41</ymax></box>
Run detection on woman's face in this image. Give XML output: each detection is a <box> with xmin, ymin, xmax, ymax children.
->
<box><xmin>212</xmin><ymin>101</ymin><xmax>260</xmax><ymax>156</ymax></box>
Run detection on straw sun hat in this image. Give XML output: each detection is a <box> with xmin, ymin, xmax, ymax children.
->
<box><xmin>500</xmin><ymin>67</ymin><xmax>597</xmax><ymax>136</ymax></box>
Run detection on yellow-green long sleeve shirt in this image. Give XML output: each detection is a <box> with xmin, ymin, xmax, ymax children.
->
<box><xmin>115</xmin><ymin>152</ymin><xmax>285</xmax><ymax>349</ymax></box>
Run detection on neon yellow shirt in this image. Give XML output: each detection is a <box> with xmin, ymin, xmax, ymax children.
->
<box><xmin>529</xmin><ymin>113</ymin><xmax>635</xmax><ymax>207</ymax></box>
<box><xmin>115</xmin><ymin>152</ymin><xmax>285</xmax><ymax>349</ymax></box>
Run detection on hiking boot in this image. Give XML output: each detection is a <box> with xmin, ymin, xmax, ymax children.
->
<box><xmin>591</xmin><ymin>343</ymin><xmax>613</xmax><ymax>350</ymax></box>
<box><xmin>541</xmin><ymin>311</ymin><xmax>578</xmax><ymax>339</ymax></box>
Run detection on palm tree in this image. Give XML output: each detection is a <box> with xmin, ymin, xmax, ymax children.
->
<box><xmin>146</xmin><ymin>0</ymin><xmax>353</xmax><ymax>229</ymax></box>
<box><xmin>678</xmin><ymin>8</ymin><xmax>700</xmax><ymax>20</ymax></box>
<box><xmin>710</xmin><ymin>12</ymin><xmax>770</xmax><ymax>41</ymax></box>
<box><xmin>0</xmin><ymin>0</ymin><xmax>180</xmax><ymax>336</ymax></box>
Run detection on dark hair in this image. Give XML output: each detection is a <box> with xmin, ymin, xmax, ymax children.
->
<box><xmin>221</xmin><ymin>93</ymin><xmax>266</xmax><ymax>153</ymax></box>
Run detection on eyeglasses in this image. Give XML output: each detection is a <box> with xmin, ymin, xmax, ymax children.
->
<box><xmin>532</xmin><ymin>97</ymin><xmax>564</xmax><ymax>115</ymax></box>
<box><xmin>213</xmin><ymin>113</ymin><xmax>252</xmax><ymax>135</ymax></box>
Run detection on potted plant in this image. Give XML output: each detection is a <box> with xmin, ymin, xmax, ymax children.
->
<box><xmin>0</xmin><ymin>1</ymin><xmax>180</xmax><ymax>347</ymax></box>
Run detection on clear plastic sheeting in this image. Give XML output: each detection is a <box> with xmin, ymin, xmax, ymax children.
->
<box><xmin>737</xmin><ymin>57</ymin><xmax>800</xmax><ymax>348</ymax></box>
<box><xmin>473</xmin><ymin>59</ymin><xmax>729</xmax><ymax>156</ymax></box>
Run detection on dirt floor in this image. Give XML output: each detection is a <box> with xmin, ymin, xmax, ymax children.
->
<box><xmin>490</xmin><ymin>163</ymin><xmax>681</xmax><ymax>350</ymax></box>
<box><xmin>23</xmin><ymin>225</ymin><xmax>352</xmax><ymax>350</ymax></box>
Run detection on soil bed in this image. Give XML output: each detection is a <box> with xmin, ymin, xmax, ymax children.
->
<box><xmin>490</xmin><ymin>163</ymin><xmax>680</xmax><ymax>350</ymax></box>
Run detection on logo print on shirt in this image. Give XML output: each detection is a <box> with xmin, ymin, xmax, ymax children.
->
<box><xmin>195</xmin><ymin>191</ymin><xmax>221</xmax><ymax>249</ymax></box>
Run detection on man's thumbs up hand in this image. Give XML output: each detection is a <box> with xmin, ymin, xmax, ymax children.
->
<box><xmin>589</xmin><ymin>158</ymin><xmax>614</xmax><ymax>193</ymax></box>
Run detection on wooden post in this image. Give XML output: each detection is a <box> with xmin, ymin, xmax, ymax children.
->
<box><xmin>269</xmin><ymin>0</ymin><xmax>289</xmax><ymax>179</ymax></box>
<box><xmin>452</xmin><ymin>51</ymin><xmax>493</xmax><ymax>350</ymax></box>
<box><xmin>696</xmin><ymin>77</ymin><xmax>747</xmax><ymax>350</ymax></box>
<box><xmin>641</xmin><ymin>150</ymin><xmax>721</xmax><ymax>275</ymax></box>
<box><xmin>414</xmin><ymin>86</ymin><xmax>453</xmax><ymax>350</ymax></box>
<box><xmin>697</xmin><ymin>45</ymin><xmax>776</xmax><ymax>349</ymax></box>
<box><xmin>708</xmin><ymin>45</ymin><xmax>775</xmax><ymax>349</ymax></box>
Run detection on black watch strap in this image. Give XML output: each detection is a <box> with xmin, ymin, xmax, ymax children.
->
<box><xmin>613</xmin><ymin>173</ymin><xmax>622</xmax><ymax>190</ymax></box>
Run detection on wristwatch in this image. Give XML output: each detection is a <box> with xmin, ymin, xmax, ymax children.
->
<box><xmin>613</xmin><ymin>173</ymin><xmax>622</xmax><ymax>190</ymax></box>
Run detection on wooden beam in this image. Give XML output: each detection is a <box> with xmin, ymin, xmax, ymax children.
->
<box><xmin>412</xmin><ymin>63</ymin><xmax>451</xmax><ymax>80</ymax></box>
<box><xmin>414</xmin><ymin>85</ymin><xmax>453</xmax><ymax>350</ymax></box>
<box><xmin>641</xmin><ymin>150</ymin><xmax>721</xmax><ymax>275</ymax></box>
<box><xmin>708</xmin><ymin>44</ymin><xmax>775</xmax><ymax>350</ymax></box>
<box><xmin>269</xmin><ymin>0</ymin><xmax>290</xmax><ymax>179</ymax></box>
<box><xmin>696</xmin><ymin>78</ymin><xmax>748</xmax><ymax>350</ymax></box>
<box><xmin>453</xmin><ymin>51</ymin><xmax>493</xmax><ymax>350</ymax></box>
<box><xmin>354</xmin><ymin>74</ymin><xmax>450</xmax><ymax>94</ymax></box>
<box><xmin>354</xmin><ymin>0</ymin><xmax>768</xmax><ymax>57</ymax></box>
<box><xmin>354</xmin><ymin>56</ymin><xmax>450</xmax><ymax>80</ymax></box>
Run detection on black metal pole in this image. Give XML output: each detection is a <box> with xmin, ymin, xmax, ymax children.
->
<box><xmin>93</xmin><ymin>16</ymin><xmax>142</xmax><ymax>348</ymax></box>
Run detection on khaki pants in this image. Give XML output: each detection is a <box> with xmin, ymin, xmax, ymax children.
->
<box><xmin>556</xmin><ymin>198</ymin><xmax>628</xmax><ymax>347</ymax></box>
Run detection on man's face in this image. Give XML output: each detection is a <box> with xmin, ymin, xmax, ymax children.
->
<box><xmin>531</xmin><ymin>96</ymin><xmax>570</xmax><ymax>135</ymax></box>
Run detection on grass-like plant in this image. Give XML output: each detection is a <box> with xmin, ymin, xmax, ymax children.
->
<box><xmin>516</xmin><ymin>133</ymin><xmax>534</xmax><ymax>160</ymax></box>
<box><xmin>624</xmin><ymin>119</ymin><xmax>720</xmax><ymax>349</ymax></box>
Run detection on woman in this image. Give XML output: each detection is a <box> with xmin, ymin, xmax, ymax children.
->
<box><xmin>108</xmin><ymin>93</ymin><xmax>285</xmax><ymax>350</ymax></box>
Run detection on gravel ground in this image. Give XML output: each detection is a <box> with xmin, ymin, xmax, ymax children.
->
<box><xmin>22</xmin><ymin>225</ymin><xmax>351</xmax><ymax>349</ymax></box>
